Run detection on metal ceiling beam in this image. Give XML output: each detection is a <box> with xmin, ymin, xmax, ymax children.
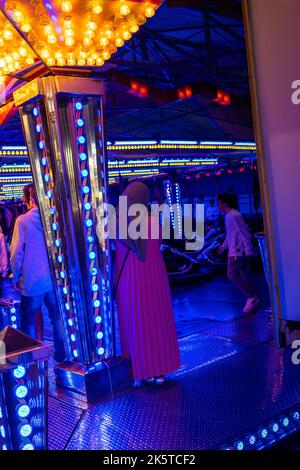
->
<box><xmin>166</xmin><ymin>0</ymin><xmax>243</xmax><ymax>20</ymax></box>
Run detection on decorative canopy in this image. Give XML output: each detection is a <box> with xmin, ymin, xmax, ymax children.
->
<box><xmin>0</xmin><ymin>0</ymin><xmax>162</xmax><ymax>83</ymax></box>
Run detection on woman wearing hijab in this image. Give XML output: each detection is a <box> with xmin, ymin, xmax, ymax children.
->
<box><xmin>114</xmin><ymin>182</ymin><xmax>180</xmax><ymax>386</ymax></box>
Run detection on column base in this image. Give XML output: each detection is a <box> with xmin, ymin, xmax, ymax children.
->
<box><xmin>54</xmin><ymin>356</ymin><xmax>132</xmax><ymax>402</ymax></box>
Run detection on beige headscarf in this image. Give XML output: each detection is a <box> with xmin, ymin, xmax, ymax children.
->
<box><xmin>118</xmin><ymin>182</ymin><xmax>150</xmax><ymax>261</ymax></box>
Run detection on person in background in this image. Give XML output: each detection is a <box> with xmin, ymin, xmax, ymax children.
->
<box><xmin>206</xmin><ymin>199</ymin><xmax>219</xmax><ymax>228</ymax></box>
<box><xmin>218</xmin><ymin>192</ymin><xmax>260</xmax><ymax>314</ymax></box>
<box><xmin>10</xmin><ymin>183</ymin><xmax>65</xmax><ymax>361</ymax></box>
<box><xmin>115</xmin><ymin>182</ymin><xmax>180</xmax><ymax>386</ymax></box>
<box><xmin>0</xmin><ymin>226</ymin><xmax>9</xmax><ymax>296</ymax></box>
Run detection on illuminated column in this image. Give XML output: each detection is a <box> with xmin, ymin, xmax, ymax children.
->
<box><xmin>14</xmin><ymin>76</ymin><xmax>131</xmax><ymax>401</ymax></box>
<box><xmin>163</xmin><ymin>180</ymin><xmax>182</xmax><ymax>237</ymax></box>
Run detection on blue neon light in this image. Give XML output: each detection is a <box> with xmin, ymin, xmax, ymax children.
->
<box><xmin>63</xmin><ymin>287</ymin><xmax>68</xmax><ymax>295</ymax></box>
<box><xmin>68</xmin><ymin>319</ymin><xmax>73</xmax><ymax>326</ymax></box>
<box><xmin>11</xmin><ymin>316</ymin><xmax>16</xmax><ymax>321</ymax></box>
<box><xmin>86</xmin><ymin>219</ymin><xmax>93</xmax><ymax>227</ymax></box>
<box><xmin>19</xmin><ymin>424</ymin><xmax>32</xmax><ymax>437</ymax></box>
<box><xmin>97</xmin><ymin>347</ymin><xmax>104</xmax><ymax>355</ymax></box>
<box><xmin>55</xmin><ymin>239</ymin><xmax>61</xmax><ymax>247</ymax></box>
<box><xmin>84</xmin><ymin>202</ymin><xmax>91</xmax><ymax>210</ymax></box>
<box><xmin>75</xmin><ymin>102</ymin><xmax>83</xmax><ymax>111</ymax></box>
<box><xmin>38</xmin><ymin>141</ymin><xmax>45</xmax><ymax>150</ymax></box>
<box><xmin>44</xmin><ymin>174</ymin><xmax>50</xmax><ymax>182</ymax></box>
<box><xmin>272</xmin><ymin>423</ymin><xmax>279</xmax><ymax>433</ymax></box>
<box><xmin>81</xmin><ymin>169</ymin><xmax>88</xmax><ymax>178</ymax></box>
<box><xmin>17</xmin><ymin>404</ymin><xmax>30</xmax><ymax>418</ymax></box>
<box><xmin>10</xmin><ymin>307</ymin><xmax>16</xmax><ymax>313</ymax></box>
<box><xmin>52</xmin><ymin>222</ymin><xmax>58</xmax><ymax>231</ymax></box>
<box><xmin>236</xmin><ymin>441</ymin><xmax>244</xmax><ymax>450</ymax></box>
<box><xmin>57</xmin><ymin>255</ymin><xmax>63</xmax><ymax>263</ymax></box>
<box><xmin>282</xmin><ymin>418</ymin><xmax>289</xmax><ymax>427</ymax></box>
<box><xmin>87</xmin><ymin>236</ymin><xmax>94</xmax><ymax>243</ymax></box>
<box><xmin>92</xmin><ymin>284</ymin><xmax>99</xmax><ymax>292</ymax></box>
<box><xmin>78</xmin><ymin>136</ymin><xmax>86</xmax><ymax>145</ymax></box>
<box><xmin>13</xmin><ymin>366</ymin><xmax>26</xmax><ymax>379</ymax></box>
<box><xmin>21</xmin><ymin>443</ymin><xmax>34</xmax><ymax>450</ymax></box>
<box><xmin>248</xmin><ymin>435</ymin><xmax>256</xmax><ymax>445</ymax></box>
<box><xmin>47</xmin><ymin>190</ymin><xmax>52</xmax><ymax>199</ymax></box>
<box><xmin>33</xmin><ymin>108</ymin><xmax>38</xmax><ymax>116</ymax></box>
<box><xmin>41</xmin><ymin>158</ymin><xmax>47</xmax><ymax>166</ymax></box>
<box><xmin>293</xmin><ymin>412</ymin><xmax>300</xmax><ymax>421</ymax></box>
<box><xmin>60</xmin><ymin>271</ymin><xmax>66</xmax><ymax>279</ymax></box>
<box><xmin>0</xmin><ymin>425</ymin><xmax>5</xmax><ymax>438</ymax></box>
<box><xmin>76</xmin><ymin>119</ymin><xmax>84</xmax><ymax>127</ymax></box>
<box><xmin>70</xmin><ymin>334</ymin><xmax>76</xmax><ymax>342</ymax></box>
<box><xmin>82</xmin><ymin>186</ymin><xmax>90</xmax><ymax>194</ymax></box>
<box><xmin>95</xmin><ymin>316</ymin><xmax>102</xmax><ymax>323</ymax></box>
<box><xmin>15</xmin><ymin>385</ymin><xmax>28</xmax><ymax>399</ymax></box>
<box><xmin>114</xmin><ymin>140</ymin><xmax>158</xmax><ymax>145</ymax></box>
<box><xmin>65</xmin><ymin>303</ymin><xmax>70</xmax><ymax>310</ymax></box>
<box><xmin>94</xmin><ymin>300</ymin><xmax>100</xmax><ymax>308</ymax></box>
<box><xmin>80</xmin><ymin>152</ymin><xmax>87</xmax><ymax>161</ymax></box>
<box><xmin>89</xmin><ymin>252</ymin><xmax>96</xmax><ymax>260</ymax></box>
<box><xmin>260</xmin><ymin>429</ymin><xmax>268</xmax><ymax>438</ymax></box>
<box><xmin>91</xmin><ymin>267</ymin><xmax>97</xmax><ymax>275</ymax></box>
<box><xmin>96</xmin><ymin>331</ymin><xmax>103</xmax><ymax>339</ymax></box>
<box><xmin>73</xmin><ymin>350</ymin><xmax>78</xmax><ymax>357</ymax></box>
<box><xmin>36</xmin><ymin>124</ymin><xmax>41</xmax><ymax>133</ymax></box>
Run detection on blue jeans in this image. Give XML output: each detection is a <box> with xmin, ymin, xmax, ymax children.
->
<box><xmin>21</xmin><ymin>290</ymin><xmax>65</xmax><ymax>361</ymax></box>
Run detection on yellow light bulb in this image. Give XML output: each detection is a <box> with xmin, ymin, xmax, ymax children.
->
<box><xmin>92</xmin><ymin>4</ymin><xmax>103</xmax><ymax>15</ymax></box>
<box><xmin>15</xmin><ymin>61</ymin><xmax>21</xmax><ymax>70</ymax></box>
<box><xmin>144</xmin><ymin>6</ymin><xmax>155</xmax><ymax>18</ymax></box>
<box><xmin>65</xmin><ymin>29</ymin><xmax>75</xmax><ymax>37</ymax></box>
<box><xmin>67</xmin><ymin>57</ymin><xmax>76</xmax><ymax>66</ymax></box>
<box><xmin>64</xmin><ymin>19</ymin><xmax>73</xmax><ymax>28</ymax></box>
<box><xmin>122</xmin><ymin>30</ymin><xmax>131</xmax><ymax>41</ymax></box>
<box><xmin>3</xmin><ymin>30</ymin><xmax>13</xmax><ymax>41</ymax></box>
<box><xmin>20</xmin><ymin>23</ymin><xmax>32</xmax><ymax>33</ymax></box>
<box><xmin>65</xmin><ymin>37</ymin><xmax>75</xmax><ymax>46</ymax></box>
<box><xmin>0</xmin><ymin>59</ymin><xmax>5</xmax><ymax>68</ymax></box>
<box><xmin>12</xmin><ymin>52</ymin><xmax>20</xmax><ymax>60</ymax></box>
<box><xmin>62</xmin><ymin>1</ymin><xmax>73</xmax><ymax>13</ymax></box>
<box><xmin>96</xmin><ymin>57</ymin><xmax>104</xmax><ymax>66</ymax></box>
<box><xmin>136</xmin><ymin>15</ymin><xmax>147</xmax><ymax>26</ymax></box>
<box><xmin>87</xmin><ymin>57</ymin><xmax>95</xmax><ymax>66</ymax></box>
<box><xmin>77</xmin><ymin>58</ymin><xmax>86</xmax><ymax>66</ymax></box>
<box><xmin>115</xmin><ymin>37</ymin><xmax>124</xmax><ymax>47</ymax></box>
<box><xmin>26</xmin><ymin>57</ymin><xmax>35</xmax><ymax>65</ymax></box>
<box><xmin>55</xmin><ymin>51</ymin><xmax>63</xmax><ymax>60</ymax></box>
<box><xmin>19</xmin><ymin>47</ymin><xmax>28</xmax><ymax>57</ymax></box>
<box><xmin>88</xmin><ymin>22</ymin><xmax>97</xmax><ymax>31</ymax></box>
<box><xmin>48</xmin><ymin>34</ymin><xmax>57</xmax><ymax>44</ymax></box>
<box><xmin>129</xmin><ymin>23</ymin><xmax>139</xmax><ymax>33</ymax></box>
<box><xmin>0</xmin><ymin>76</ymin><xmax>5</xmax><ymax>84</ymax></box>
<box><xmin>83</xmin><ymin>37</ymin><xmax>92</xmax><ymax>46</ymax></box>
<box><xmin>57</xmin><ymin>58</ymin><xmax>66</xmax><ymax>66</ymax></box>
<box><xmin>0</xmin><ymin>39</ymin><xmax>4</xmax><ymax>47</ymax></box>
<box><xmin>101</xmin><ymin>50</ymin><xmax>111</xmax><ymax>60</ymax></box>
<box><xmin>120</xmin><ymin>3</ymin><xmax>131</xmax><ymax>16</ymax></box>
<box><xmin>46</xmin><ymin>57</ymin><xmax>55</xmax><ymax>66</ymax></box>
<box><xmin>109</xmin><ymin>45</ymin><xmax>117</xmax><ymax>54</ymax></box>
<box><xmin>5</xmin><ymin>55</ymin><xmax>12</xmax><ymax>64</ymax></box>
<box><xmin>99</xmin><ymin>37</ymin><xmax>109</xmax><ymax>47</ymax></box>
<box><xmin>41</xmin><ymin>49</ymin><xmax>50</xmax><ymax>59</ymax></box>
<box><xmin>105</xmin><ymin>29</ymin><xmax>114</xmax><ymax>39</ymax></box>
<box><xmin>79</xmin><ymin>51</ymin><xmax>87</xmax><ymax>59</ymax></box>
<box><xmin>7</xmin><ymin>64</ymin><xmax>15</xmax><ymax>72</ymax></box>
<box><xmin>86</xmin><ymin>29</ymin><xmax>95</xmax><ymax>38</ymax></box>
<box><xmin>44</xmin><ymin>25</ymin><xmax>53</xmax><ymax>35</ymax></box>
<box><xmin>13</xmin><ymin>10</ymin><xmax>24</xmax><ymax>23</ymax></box>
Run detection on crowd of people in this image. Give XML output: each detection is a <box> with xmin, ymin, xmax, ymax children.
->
<box><xmin>0</xmin><ymin>181</ymin><xmax>260</xmax><ymax>385</ymax></box>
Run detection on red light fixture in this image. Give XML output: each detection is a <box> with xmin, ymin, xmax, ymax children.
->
<box><xmin>130</xmin><ymin>80</ymin><xmax>149</xmax><ymax>97</ymax></box>
<box><xmin>177</xmin><ymin>85</ymin><xmax>193</xmax><ymax>100</ymax></box>
<box><xmin>214</xmin><ymin>88</ymin><xmax>231</xmax><ymax>106</ymax></box>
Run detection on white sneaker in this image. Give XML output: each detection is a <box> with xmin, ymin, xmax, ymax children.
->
<box><xmin>243</xmin><ymin>296</ymin><xmax>260</xmax><ymax>313</ymax></box>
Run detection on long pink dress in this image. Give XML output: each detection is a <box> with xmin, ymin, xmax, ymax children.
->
<box><xmin>115</xmin><ymin>216</ymin><xmax>180</xmax><ymax>380</ymax></box>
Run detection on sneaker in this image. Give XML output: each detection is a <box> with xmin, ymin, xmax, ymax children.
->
<box><xmin>132</xmin><ymin>379</ymin><xmax>142</xmax><ymax>388</ymax></box>
<box><xmin>155</xmin><ymin>375</ymin><xmax>165</xmax><ymax>385</ymax></box>
<box><xmin>145</xmin><ymin>377</ymin><xmax>155</xmax><ymax>384</ymax></box>
<box><xmin>243</xmin><ymin>296</ymin><xmax>260</xmax><ymax>313</ymax></box>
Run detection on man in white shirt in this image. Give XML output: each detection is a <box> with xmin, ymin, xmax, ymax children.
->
<box><xmin>218</xmin><ymin>193</ymin><xmax>260</xmax><ymax>313</ymax></box>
